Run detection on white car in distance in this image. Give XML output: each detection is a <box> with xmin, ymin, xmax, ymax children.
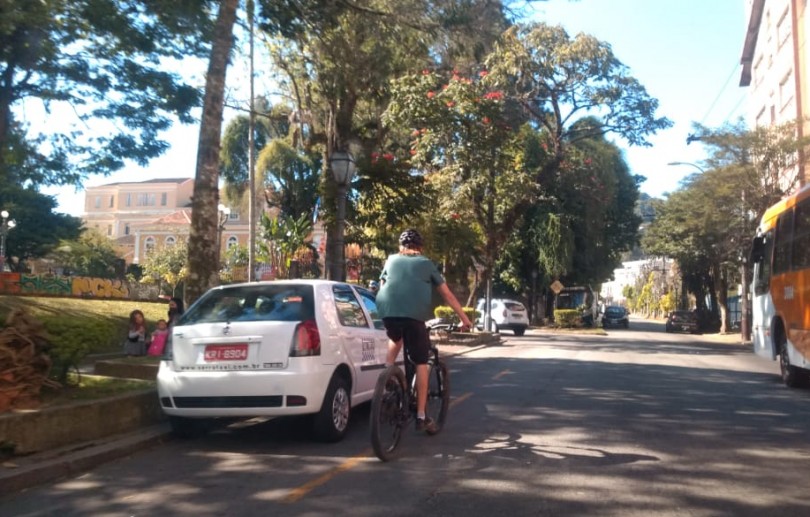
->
<box><xmin>475</xmin><ymin>298</ymin><xmax>529</xmax><ymax>336</ymax></box>
<box><xmin>157</xmin><ymin>280</ymin><xmax>391</xmax><ymax>442</ymax></box>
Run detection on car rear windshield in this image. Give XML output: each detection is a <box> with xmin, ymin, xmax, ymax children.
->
<box><xmin>671</xmin><ymin>311</ymin><xmax>696</xmax><ymax>322</ymax></box>
<box><xmin>504</xmin><ymin>302</ymin><xmax>525</xmax><ymax>311</ymax></box>
<box><xmin>178</xmin><ymin>284</ymin><xmax>315</xmax><ymax>325</ymax></box>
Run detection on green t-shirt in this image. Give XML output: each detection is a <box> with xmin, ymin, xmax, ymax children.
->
<box><xmin>376</xmin><ymin>253</ymin><xmax>445</xmax><ymax>321</ymax></box>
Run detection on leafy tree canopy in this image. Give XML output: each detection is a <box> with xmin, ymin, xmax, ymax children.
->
<box><xmin>1</xmin><ymin>0</ymin><xmax>214</xmax><ymax>187</ymax></box>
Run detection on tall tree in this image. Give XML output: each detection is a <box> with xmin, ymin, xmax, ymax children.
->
<box><xmin>0</xmin><ymin>186</ymin><xmax>82</xmax><ymax>271</ymax></box>
<box><xmin>186</xmin><ymin>0</ymin><xmax>239</xmax><ymax>304</ymax></box>
<box><xmin>487</xmin><ymin>22</ymin><xmax>672</xmax><ymax>182</ymax></box>
<box><xmin>0</xmin><ymin>0</ymin><xmax>212</xmax><ymax>186</ymax></box>
<box><xmin>644</xmin><ymin>120</ymin><xmax>810</xmax><ymax>333</ymax></box>
<box><xmin>51</xmin><ymin>229</ymin><xmax>122</xmax><ymax>278</ymax></box>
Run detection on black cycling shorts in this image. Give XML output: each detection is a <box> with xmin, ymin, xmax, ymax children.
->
<box><xmin>382</xmin><ymin>317</ymin><xmax>430</xmax><ymax>364</ymax></box>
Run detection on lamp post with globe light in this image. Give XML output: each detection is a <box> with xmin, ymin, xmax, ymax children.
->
<box><xmin>329</xmin><ymin>151</ymin><xmax>356</xmax><ymax>281</ymax></box>
<box><xmin>0</xmin><ymin>210</ymin><xmax>17</xmax><ymax>272</ymax></box>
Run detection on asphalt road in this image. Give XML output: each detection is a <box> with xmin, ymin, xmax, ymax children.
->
<box><xmin>4</xmin><ymin>317</ymin><xmax>810</xmax><ymax>516</ymax></box>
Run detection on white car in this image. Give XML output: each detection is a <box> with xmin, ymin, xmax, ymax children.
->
<box><xmin>475</xmin><ymin>298</ymin><xmax>529</xmax><ymax>336</ymax></box>
<box><xmin>157</xmin><ymin>280</ymin><xmax>392</xmax><ymax>442</ymax></box>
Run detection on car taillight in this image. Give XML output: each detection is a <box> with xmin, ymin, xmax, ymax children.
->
<box><xmin>502</xmin><ymin>309</ymin><xmax>507</xmax><ymax>318</ymax></box>
<box><xmin>291</xmin><ymin>320</ymin><xmax>321</xmax><ymax>357</ymax></box>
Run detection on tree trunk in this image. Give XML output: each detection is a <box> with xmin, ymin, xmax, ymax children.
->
<box><xmin>185</xmin><ymin>0</ymin><xmax>238</xmax><ymax>304</ymax></box>
<box><xmin>717</xmin><ymin>266</ymin><xmax>730</xmax><ymax>334</ymax></box>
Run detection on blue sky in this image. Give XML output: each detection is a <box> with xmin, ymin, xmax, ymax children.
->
<box><xmin>43</xmin><ymin>0</ymin><xmax>749</xmax><ymax>216</ymax></box>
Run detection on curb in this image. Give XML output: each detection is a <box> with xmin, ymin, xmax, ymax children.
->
<box><xmin>0</xmin><ymin>424</ymin><xmax>171</xmax><ymax>498</ymax></box>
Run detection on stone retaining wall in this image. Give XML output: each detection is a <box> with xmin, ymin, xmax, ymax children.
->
<box><xmin>0</xmin><ymin>389</ymin><xmax>164</xmax><ymax>454</ymax></box>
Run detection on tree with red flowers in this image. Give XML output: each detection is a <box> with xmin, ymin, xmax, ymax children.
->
<box><xmin>384</xmin><ymin>69</ymin><xmax>536</xmax><ymax>298</ymax></box>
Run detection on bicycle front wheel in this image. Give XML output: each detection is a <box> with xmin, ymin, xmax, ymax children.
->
<box><xmin>424</xmin><ymin>359</ymin><xmax>450</xmax><ymax>435</ymax></box>
<box><xmin>370</xmin><ymin>365</ymin><xmax>408</xmax><ymax>462</ymax></box>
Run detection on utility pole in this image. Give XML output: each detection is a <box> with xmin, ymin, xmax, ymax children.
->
<box><xmin>247</xmin><ymin>0</ymin><xmax>256</xmax><ymax>282</ymax></box>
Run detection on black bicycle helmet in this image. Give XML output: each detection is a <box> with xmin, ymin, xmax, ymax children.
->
<box><xmin>399</xmin><ymin>228</ymin><xmax>423</xmax><ymax>249</ymax></box>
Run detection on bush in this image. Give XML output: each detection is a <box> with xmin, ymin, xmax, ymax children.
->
<box><xmin>41</xmin><ymin>317</ymin><xmax>118</xmax><ymax>384</ymax></box>
<box><xmin>434</xmin><ymin>306</ymin><xmax>479</xmax><ymax>324</ymax></box>
<box><xmin>553</xmin><ymin>309</ymin><xmax>582</xmax><ymax>328</ymax></box>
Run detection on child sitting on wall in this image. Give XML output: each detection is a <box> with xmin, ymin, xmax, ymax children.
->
<box><xmin>147</xmin><ymin>319</ymin><xmax>169</xmax><ymax>357</ymax></box>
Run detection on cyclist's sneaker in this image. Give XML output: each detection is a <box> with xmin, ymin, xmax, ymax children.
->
<box><xmin>415</xmin><ymin>417</ymin><xmax>437</xmax><ymax>434</ymax></box>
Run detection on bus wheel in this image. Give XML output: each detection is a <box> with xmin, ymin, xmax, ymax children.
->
<box><xmin>779</xmin><ymin>338</ymin><xmax>805</xmax><ymax>388</ymax></box>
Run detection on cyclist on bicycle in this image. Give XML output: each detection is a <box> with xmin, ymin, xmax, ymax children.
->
<box><xmin>376</xmin><ymin>228</ymin><xmax>472</xmax><ymax>433</ymax></box>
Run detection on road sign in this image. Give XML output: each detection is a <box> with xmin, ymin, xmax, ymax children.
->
<box><xmin>550</xmin><ymin>280</ymin><xmax>564</xmax><ymax>294</ymax></box>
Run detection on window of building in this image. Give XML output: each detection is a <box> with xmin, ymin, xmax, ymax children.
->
<box><xmin>770</xmin><ymin>105</ymin><xmax>776</xmax><ymax>124</ymax></box>
<box><xmin>166</xmin><ymin>236</ymin><xmax>177</xmax><ymax>246</ymax></box>
<box><xmin>226</xmin><ymin>236</ymin><xmax>238</xmax><ymax>249</ymax></box>
<box><xmin>755</xmin><ymin>107</ymin><xmax>767</xmax><ymax>128</ymax></box>
<box><xmin>137</xmin><ymin>193</ymin><xmax>156</xmax><ymax>206</ymax></box>
<box><xmin>777</xmin><ymin>8</ymin><xmax>790</xmax><ymax>48</ymax></box>
<box><xmin>107</xmin><ymin>225</ymin><xmax>112</xmax><ymax>236</ymax></box>
<box><xmin>754</xmin><ymin>55</ymin><xmax>764</xmax><ymax>87</ymax></box>
<box><xmin>124</xmin><ymin>224</ymin><xmax>130</xmax><ymax>236</ymax></box>
<box><xmin>161</xmin><ymin>192</ymin><xmax>167</xmax><ymax>206</ymax></box>
<box><xmin>229</xmin><ymin>211</ymin><xmax>240</xmax><ymax>221</ymax></box>
<box><xmin>145</xmin><ymin>236</ymin><xmax>156</xmax><ymax>254</ymax></box>
<box><xmin>126</xmin><ymin>193</ymin><xmax>132</xmax><ymax>207</ymax></box>
<box><xmin>779</xmin><ymin>70</ymin><xmax>793</xmax><ymax>109</ymax></box>
<box><xmin>94</xmin><ymin>196</ymin><xmax>101</xmax><ymax>209</ymax></box>
<box><xmin>109</xmin><ymin>195</ymin><xmax>114</xmax><ymax>208</ymax></box>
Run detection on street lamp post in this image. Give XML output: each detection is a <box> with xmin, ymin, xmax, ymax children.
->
<box><xmin>0</xmin><ymin>210</ymin><xmax>16</xmax><ymax>273</ymax></box>
<box><xmin>329</xmin><ymin>151</ymin><xmax>356</xmax><ymax>282</ymax></box>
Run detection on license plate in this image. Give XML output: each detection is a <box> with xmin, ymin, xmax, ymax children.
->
<box><xmin>512</xmin><ymin>313</ymin><xmax>523</xmax><ymax>318</ymax></box>
<box><xmin>204</xmin><ymin>344</ymin><xmax>248</xmax><ymax>362</ymax></box>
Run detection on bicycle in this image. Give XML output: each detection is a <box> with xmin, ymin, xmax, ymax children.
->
<box><xmin>369</xmin><ymin>342</ymin><xmax>450</xmax><ymax>462</ymax></box>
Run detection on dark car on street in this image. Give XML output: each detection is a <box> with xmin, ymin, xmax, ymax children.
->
<box><xmin>665</xmin><ymin>310</ymin><xmax>700</xmax><ymax>334</ymax></box>
<box><xmin>602</xmin><ymin>306</ymin><xmax>629</xmax><ymax>329</ymax></box>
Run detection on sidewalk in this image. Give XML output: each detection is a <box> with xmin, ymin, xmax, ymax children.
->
<box><xmin>0</xmin><ymin>341</ymin><xmax>490</xmax><ymax>497</ymax></box>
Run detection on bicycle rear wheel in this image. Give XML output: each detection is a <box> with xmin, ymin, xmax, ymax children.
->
<box><xmin>424</xmin><ymin>359</ymin><xmax>449</xmax><ymax>435</ymax></box>
<box><xmin>370</xmin><ymin>365</ymin><xmax>408</xmax><ymax>462</ymax></box>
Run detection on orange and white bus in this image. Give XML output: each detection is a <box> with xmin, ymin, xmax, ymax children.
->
<box><xmin>750</xmin><ymin>183</ymin><xmax>810</xmax><ymax>387</ymax></box>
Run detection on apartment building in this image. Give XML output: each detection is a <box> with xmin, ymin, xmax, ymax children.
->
<box><xmin>83</xmin><ymin>178</ymin><xmax>195</xmax><ymax>239</ymax></box>
<box><xmin>740</xmin><ymin>0</ymin><xmax>809</xmax><ymax>185</ymax></box>
<box><xmin>82</xmin><ymin>178</ymin><xmax>248</xmax><ymax>265</ymax></box>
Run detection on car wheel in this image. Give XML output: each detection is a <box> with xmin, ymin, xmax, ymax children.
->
<box><xmin>169</xmin><ymin>416</ymin><xmax>212</xmax><ymax>439</ymax></box>
<box><xmin>513</xmin><ymin>327</ymin><xmax>526</xmax><ymax>337</ymax></box>
<box><xmin>313</xmin><ymin>375</ymin><xmax>351</xmax><ymax>442</ymax></box>
<box><xmin>624</xmin><ymin>321</ymin><xmax>629</xmax><ymax>329</ymax></box>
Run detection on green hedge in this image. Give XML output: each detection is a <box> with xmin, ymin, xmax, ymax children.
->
<box><xmin>553</xmin><ymin>309</ymin><xmax>581</xmax><ymax>328</ymax></box>
<box><xmin>434</xmin><ymin>306</ymin><xmax>479</xmax><ymax>324</ymax></box>
<box><xmin>41</xmin><ymin>317</ymin><xmax>119</xmax><ymax>383</ymax></box>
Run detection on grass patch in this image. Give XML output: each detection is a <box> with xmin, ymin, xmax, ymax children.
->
<box><xmin>0</xmin><ymin>295</ymin><xmax>168</xmax><ymax>354</ymax></box>
<box><xmin>39</xmin><ymin>373</ymin><xmax>155</xmax><ymax>408</ymax></box>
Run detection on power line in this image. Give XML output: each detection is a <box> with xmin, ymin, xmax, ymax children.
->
<box><xmin>700</xmin><ymin>61</ymin><xmax>741</xmax><ymax>125</ymax></box>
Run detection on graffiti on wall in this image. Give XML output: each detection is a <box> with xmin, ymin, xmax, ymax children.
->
<box><xmin>0</xmin><ymin>272</ymin><xmax>160</xmax><ymax>300</ymax></box>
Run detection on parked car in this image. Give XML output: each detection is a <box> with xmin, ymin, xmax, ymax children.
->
<box><xmin>157</xmin><ymin>280</ymin><xmax>391</xmax><ymax>442</ymax></box>
<box><xmin>665</xmin><ymin>310</ymin><xmax>700</xmax><ymax>334</ymax></box>
<box><xmin>475</xmin><ymin>298</ymin><xmax>529</xmax><ymax>336</ymax></box>
<box><xmin>602</xmin><ymin>305</ymin><xmax>629</xmax><ymax>329</ymax></box>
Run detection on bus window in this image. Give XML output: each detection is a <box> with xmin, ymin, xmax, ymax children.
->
<box><xmin>791</xmin><ymin>199</ymin><xmax>810</xmax><ymax>269</ymax></box>
<box><xmin>754</xmin><ymin>231</ymin><xmax>773</xmax><ymax>296</ymax></box>
<box><xmin>773</xmin><ymin>209</ymin><xmax>794</xmax><ymax>274</ymax></box>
